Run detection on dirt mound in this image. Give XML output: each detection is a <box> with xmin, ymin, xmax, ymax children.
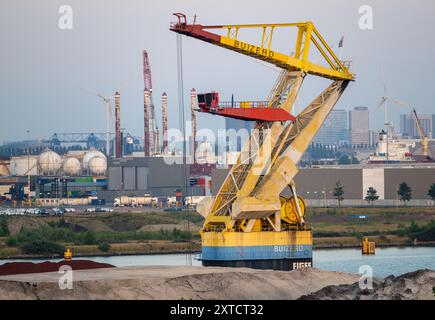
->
<box><xmin>0</xmin><ymin>266</ymin><xmax>359</xmax><ymax>300</ymax></box>
<box><xmin>299</xmin><ymin>269</ymin><xmax>435</xmax><ymax>300</ymax></box>
<box><xmin>7</xmin><ymin>217</ymin><xmax>49</xmax><ymax>235</ymax></box>
<box><xmin>138</xmin><ymin>220</ymin><xmax>201</xmax><ymax>232</ymax></box>
<box><xmin>0</xmin><ymin>260</ymin><xmax>114</xmax><ymax>276</ymax></box>
<box><xmin>74</xmin><ymin>220</ymin><xmax>113</xmax><ymax>232</ymax></box>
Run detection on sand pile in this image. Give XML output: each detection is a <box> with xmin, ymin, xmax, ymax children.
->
<box><xmin>1</xmin><ymin>265</ymin><xmax>432</xmax><ymax>300</ymax></box>
<box><xmin>300</xmin><ymin>269</ymin><xmax>435</xmax><ymax>300</ymax></box>
<box><xmin>0</xmin><ymin>266</ymin><xmax>358</xmax><ymax>300</ymax></box>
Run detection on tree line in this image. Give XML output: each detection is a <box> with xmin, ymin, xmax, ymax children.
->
<box><xmin>332</xmin><ymin>182</ymin><xmax>435</xmax><ymax>207</ymax></box>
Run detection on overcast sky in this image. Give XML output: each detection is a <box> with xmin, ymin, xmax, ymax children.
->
<box><xmin>1</xmin><ymin>0</ymin><xmax>434</xmax><ymax>143</ymax></box>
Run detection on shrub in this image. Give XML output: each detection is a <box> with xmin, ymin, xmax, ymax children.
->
<box><xmin>98</xmin><ymin>241</ymin><xmax>111</xmax><ymax>252</ymax></box>
<box><xmin>20</xmin><ymin>240</ymin><xmax>64</xmax><ymax>255</ymax></box>
<box><xmin>5</xmin><ymin>236</ymin><xmax>18</xmax><ymax>247</ymax></box>
<box><xmin>0</xmin><ymin>217</ymin><xmax>9</xmax><ymax>237</ymax></box>
<box><xmin>83</xmin><ymin>231</ymin><xmax>97</xmax><ymax>245</ymax></box>
<box><xmin>351</xmin><ymin>231</ymin><xmax>364</xmax><ymax>241</ymax></box>
<box><xmin>410</xmin><ymin>221</ymin><xmax>435</xmax><ymax>242</ymax></box>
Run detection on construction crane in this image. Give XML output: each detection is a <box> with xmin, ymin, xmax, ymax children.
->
<box><xmin>171</xmin><ymin>14</ymin><xmax>354</xmax><ymax>271</ymax></box>
<box><xmin>412</xmin><ymin>108</ymin><xmax>432</xmax><ymax>160</ymax></box>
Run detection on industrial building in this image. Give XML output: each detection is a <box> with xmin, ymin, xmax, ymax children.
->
<box><xmin>0</xmin><ymin>148</ymin><xmax>108</xmax><ymax>201</ymax></box>
<box><xmin>97</xmin><ymin>156</ymin><xmax>213</xmax><ymax>201</ymax></box>
<box><xmin>211</xmin><ymin>164</ymin><xmax>435</xmax><ymax>203</ymax></box>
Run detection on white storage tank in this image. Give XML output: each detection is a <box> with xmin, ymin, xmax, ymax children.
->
<box><xmin>38</xmin><ymin>149</ymin><xmax>62</xmax><ymax>175</ymax></box>
<box><xmin>0</xmin><ymin>165</ymin><xmax>9</xmax><ymax>176</ymax></box>
<box><xmin>82</xmin><ymin>149</ymin><xmax>106</xmax><ymax>170</ymax></box>
<box><xmin>10</xmin><ymin>156</ymin><xmax>38</xmax><ymax>176</ymax></box>
<box><xmin>0</xmin><ymin>159</ymin><xmax>10</xmax><ymax>176</ymax></box>
<box><xmin>88</xmin><ymin>156</ymin><xmax>107</xmax><ymax>175</ymax></box>
<box><xmin>62</xmin><ymin>157</ymin><xmax>82</xmax><ymax>176</ymax></box>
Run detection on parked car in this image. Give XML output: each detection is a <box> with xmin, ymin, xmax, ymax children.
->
<box><xmin>84</xmin><ymin>208</ymin><xmax>96</xmax><ymax>213</ymax></box>
<box><xmin>52</xmin><ymin>207</ymin><xmax>65</xmax><ymax>216</ymax></box>
<box><xmin>38</xmin><ymin>208</ymin><xmax>50</xmax><ymax>216</ymax></box>
<box><xmin>95</xmin><ymin>207</ymin><xmax>113</xmax><ymax>213</ymax></box>
<box><xmin>64</xmin><ymin>208</ymin><xmax>76</xmax><ymax>213</ymax></box>
<box><xmin>24</xmin><ymin>208</ymin><xmax>41</xmax><ymax>215</ymax></box>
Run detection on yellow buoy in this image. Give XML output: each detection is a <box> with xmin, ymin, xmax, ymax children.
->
<box><xmin>362</xmin><ymin>237</ymin><xmax>375</xmax><ymax>255</ymax></box>
<box><xmin>64</xmin><ymin>247</ymin><xmax>72</xmax><ymax>260</ymax></box>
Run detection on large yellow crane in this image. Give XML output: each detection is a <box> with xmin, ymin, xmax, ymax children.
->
<box><xmin>412</xmin><ymin>108</ymin><xmax>432</xmax><ymax>160</ymax></box>
<box><xmin>171</xmin><ymin>14</ymin><xmax>354</xmax><ymax>270</ymax></box>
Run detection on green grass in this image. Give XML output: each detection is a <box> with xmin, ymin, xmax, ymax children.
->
<box><xmin>1</xmin><ymin>208</ymin><xmax>434</xmax><ymax>258</ymax></box>
<box><xmin>7</xmin><ymin>225</ymin><xmax>198</xmax><ymax>246</ymax></box>
<box><xmin>99</xmin><ymin>211</ymin><xmax>204</xmax><ymax>229</ymax></box>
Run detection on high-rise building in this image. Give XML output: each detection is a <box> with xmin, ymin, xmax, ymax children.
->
<box><xmin>313</xmin><ymin>109</ymin><xmax>348</xmax><ymax>145</ymax></box>
<box><xmin>349</xmin><ymin>106</ymin><xmax>370</xmax><ymax>147</ymax></box>
<box><xmin>400</xmin><ymin>113</ymin><xmax>434</xmax><ymax>138</ymax></box>
<box><xmin>225</xmin><ymin>118</ymin><xmax>254</xmax><ymax>152</ymax></box>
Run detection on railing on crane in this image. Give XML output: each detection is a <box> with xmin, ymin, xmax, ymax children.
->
<box><xmin>196</xmin><ymin>91</ymin><xmax>296</xmax><ymax>122</ymax></box>
<box><xmin>218</xmin><ymin>100</ymin><xmax>269</xmax><ymax>108</ymax></box>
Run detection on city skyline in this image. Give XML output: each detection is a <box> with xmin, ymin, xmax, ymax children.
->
<box><xmin>1</xmin><ymin>1</ymin><xmax>435</xmax><ymax>144</ymax></box>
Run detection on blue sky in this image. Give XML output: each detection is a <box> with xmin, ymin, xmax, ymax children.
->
<box><xmin>1</xmin><ymin>0</ymin><xmax>434</xmax><ymax>143</ymax></box>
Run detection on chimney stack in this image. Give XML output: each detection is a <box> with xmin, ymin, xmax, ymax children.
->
<box><xmin>162</xmin><ymin>92</ymin><xmax>168</xmax><ymax>154</ymax></box>
<box><xmin>114</xmin><ymin>91</ymin><xmax>122</xmax><ymax>158</ymax></box>
<box><xmin>154</xmin><ymin>126</ymin><xmax>160</xmax><ymax>155</ymax></box>
<box><xmin>143</xmin><ymin>49</ymin><xmax>156</xmax><ymax>157</ymax></box>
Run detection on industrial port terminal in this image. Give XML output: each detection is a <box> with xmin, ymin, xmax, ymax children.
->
<box><xmin>0</xmin><ymin>1</ymin><xmax>434</xmax><ymax>304</ymax></box>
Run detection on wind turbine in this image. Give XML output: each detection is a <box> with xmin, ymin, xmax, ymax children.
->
<box><xmin>374</xmin><ymin>75</ymin><xmax>408</xmax><ymax>160</ymax></box>
<box><xmin>89</xmin><ymin>91</ymin><xmax>115</xmax><ymax>157</ymax></box>
<box><xmin>374</xmin><ymin>82</ymin><xmax>408</xmax><ymax>128</ymax></box>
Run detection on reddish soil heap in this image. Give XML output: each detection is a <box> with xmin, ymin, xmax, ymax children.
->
<box><xmin>0</xmin><ymin>260</ymin><xmax>115</xmax><ymax>276</ymax></box>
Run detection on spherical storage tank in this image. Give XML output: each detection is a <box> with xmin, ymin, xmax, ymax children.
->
<box><xmin>38</xmin><ymin>149</ymin><xmax>62</xmax><ymax>175</ymax></box>
<box><xmin>82</xmin><ymin>149</ymin><xmax>106</xmax><ymax>170</ymax></box>
<box><xmin>88</xmin><ymin>156</ymin><xmax>107</xmax><ymax>175</ymax></box>
<box><xmin>0</xmin><ymin>160</ymin><xmax>10</xmax><ymax>176</ymax></box>
<box><xmin>9</xmin><ymin>156</ymin><xmax>38</xmax><ymax>176</ymax></box>
<box><xmin>62</xmin><ymin>157</ymin><xmax>82</xmax><ymax>176</ymax></box>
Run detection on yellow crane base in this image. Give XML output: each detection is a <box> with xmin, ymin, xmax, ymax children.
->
<box><xmin>201</xmin><ymin>229</ymin><xmax>312</xmax><ymax>271</ymax></box>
